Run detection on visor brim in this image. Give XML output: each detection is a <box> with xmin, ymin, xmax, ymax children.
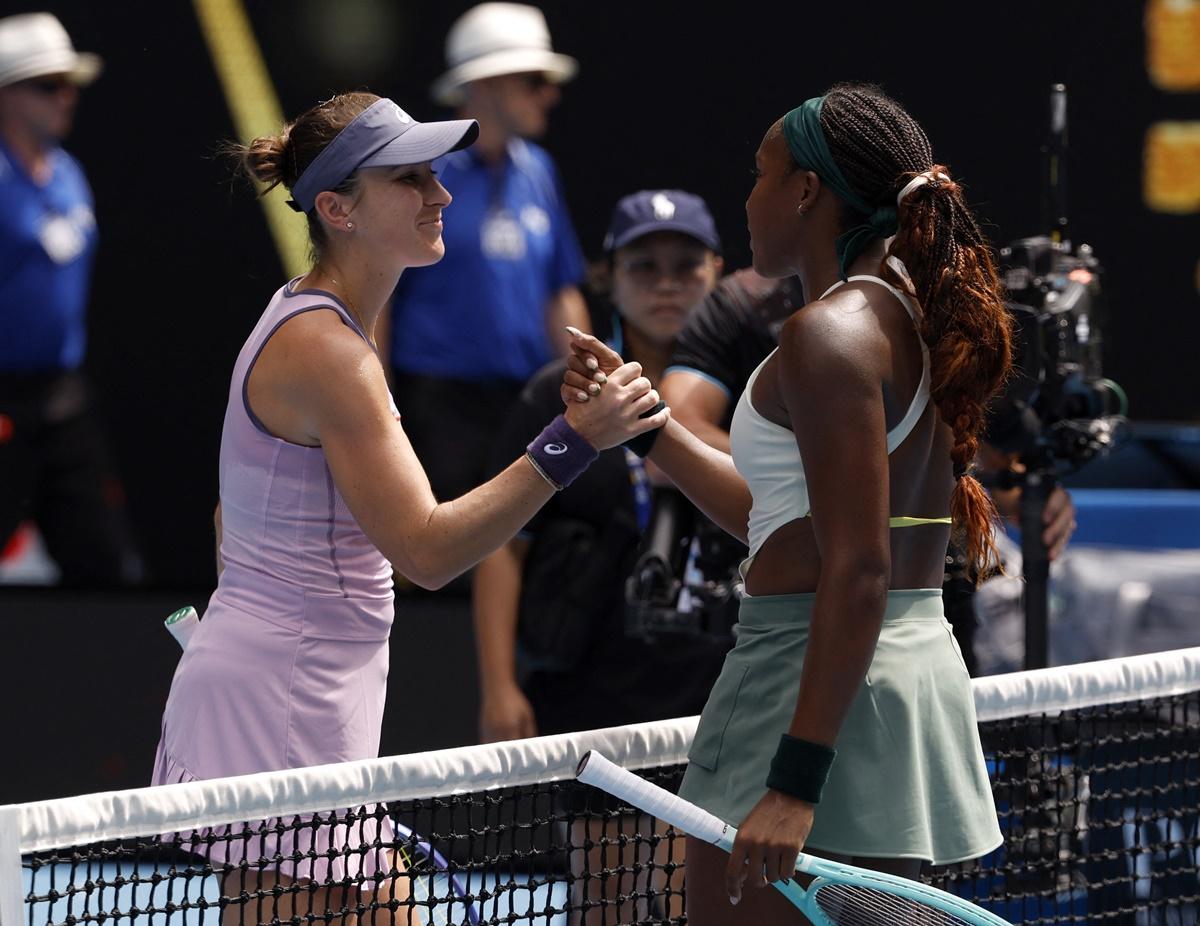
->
<box><xmin>358</xmin><ymin>119</ymin><xmax>478</xmax><ymax>169</ymax></box>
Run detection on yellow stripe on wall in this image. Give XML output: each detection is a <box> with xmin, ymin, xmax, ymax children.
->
<box><xmin>193</xmin><ymin>0</ymin><xmax>309</xmax><ymax>277</ymax></box>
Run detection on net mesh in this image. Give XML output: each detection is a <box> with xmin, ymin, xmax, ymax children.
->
<box><xmin>931</xmin><ymin>690</ymin><xmax>1199</xmax><ymax>925</ymax></box>
<box><xmin>12</xmin><ymin>648</ymin><xmax>1200</xmax><ymax>926</ymax></box>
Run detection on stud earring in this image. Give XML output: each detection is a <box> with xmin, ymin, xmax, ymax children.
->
<box><xmin>346</xmin><ymin>222</ymin><xmax>354</xmax><ymax>229</ymax></box>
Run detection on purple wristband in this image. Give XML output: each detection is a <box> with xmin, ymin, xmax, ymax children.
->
<box><xmin>526</xmin><ymin>414</ymin><xmax>598</xmax><ymax>490</ymax></box>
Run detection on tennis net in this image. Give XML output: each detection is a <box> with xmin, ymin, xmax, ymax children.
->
<box><xmin>5</xmin><ymin>646</ymin><xmax>1198</xmax><ymax>925</ymax></box>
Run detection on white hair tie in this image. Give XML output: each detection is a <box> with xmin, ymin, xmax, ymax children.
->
<box><xmin>896</xmin><ymin>170</ymin><xmax>950</xmax><ymax>206</ymax></box>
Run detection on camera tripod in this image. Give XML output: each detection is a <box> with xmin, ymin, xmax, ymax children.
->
<box><xmin>996</xmin><ymin>442</ymin><xmax>1059</xmax><ymax>670</ymax></box>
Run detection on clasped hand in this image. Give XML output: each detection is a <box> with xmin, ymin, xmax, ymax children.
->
<box><xmin>559</xmin><ymin>327</ymin><xmax>669</xmax><ymax>449</ymax></box>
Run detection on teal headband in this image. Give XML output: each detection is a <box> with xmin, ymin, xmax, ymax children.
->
<box><xmin>782</xmin><ymin>97</ymin><xmax>898</xmax><ymax>280</ymax></box>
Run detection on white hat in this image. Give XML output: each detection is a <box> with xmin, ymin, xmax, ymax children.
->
<box><xmin>0</xmin><ymin>13</ymin><xmax>102</xmax><ymax>90</ymax></box>
<box><xmin>431</xmin><ymin>3</ymin><xmax>577</xmax><ymax>107</ymax></box>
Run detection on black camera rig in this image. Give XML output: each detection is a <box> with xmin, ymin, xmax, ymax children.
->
<box><xmin>988</xmin><ymin>235</ymin><xmax>1127</xmax><ymax>471</ymax></box>
<box><xmin>623</xmin><ymin>490</ymin><xmax>741</xmax><ymax>643</ymax></box>
<box><xmin>986</xmin><ymin>85</ymin><xmax>1127</xmax><ymax>668</ymax></box>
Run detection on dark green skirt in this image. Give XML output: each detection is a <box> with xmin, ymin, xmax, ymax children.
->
<box><xmin>677</xmin><ymin>589</ymin><xmax>1002</xmax><ymax>865</ymax></box>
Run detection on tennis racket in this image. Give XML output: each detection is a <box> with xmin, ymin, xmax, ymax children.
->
<box><xmin>576</xmin><ymin>750</ymin><xmax>1012</xmax><ymax>926</ymax></box>
<box><xmin>392</xmin><ymin>820</ymin><xmax>480</xmax><ymax>925</ymax></box>
<box><xmin>164</xmin><ymin>604</ymin><xmax>200</xmax><ymax>649</ymax></box>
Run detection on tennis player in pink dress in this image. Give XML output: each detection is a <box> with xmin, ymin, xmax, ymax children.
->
<box><xmin>151</xmin><ymin>91</ymin><xmax>667</xmax><ymax>920</ymax></box>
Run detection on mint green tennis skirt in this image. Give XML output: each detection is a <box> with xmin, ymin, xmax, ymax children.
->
<box><xmin>677</xmin><ymin>589</ymin><xmax>1002</xmax><ymax>866</ymax></box>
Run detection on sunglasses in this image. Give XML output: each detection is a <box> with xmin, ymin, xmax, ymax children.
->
<box><xmin>517</xmin><ymin>72</ymin><xmax>552</xmax><ymax>91</ymax></box>
<box><xmin>19</xmin><ymin>76</ymin><xmax>75</xmax><ymax>95</ymax></box>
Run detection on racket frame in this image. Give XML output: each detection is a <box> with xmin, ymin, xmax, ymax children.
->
<box><xmin>576</xmin><ymin>750</ymin><xmax>1011</xmax><ymax>926</ymax></box>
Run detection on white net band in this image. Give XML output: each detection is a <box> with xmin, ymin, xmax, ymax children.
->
<box><xmin>9</xmin><ymin>646</ymin><xmax>1199</xmax><ymax>854</ymax></box>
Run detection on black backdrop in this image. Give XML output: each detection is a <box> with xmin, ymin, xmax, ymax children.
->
<box><xmin>6</xmin><ymin>0</ymin><xmax>1199</xmax><ymax>589</ymax></box>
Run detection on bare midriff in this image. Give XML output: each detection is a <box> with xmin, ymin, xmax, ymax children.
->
<box><xmin>743</xmin><ymin>516</ymin><xmax>953</xmax><ymax>597</ymax></box>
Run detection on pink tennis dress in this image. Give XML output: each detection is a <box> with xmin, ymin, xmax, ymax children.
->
<box><xmin>152</xmin><ymin>280</ymin><xmax>398</xmax><ymax>880</ymax></box>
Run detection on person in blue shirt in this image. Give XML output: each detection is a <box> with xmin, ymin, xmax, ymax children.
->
<box><xmin>382</xmin><ymin>3</ymin><xmax>591</xmax><ymax>512</ymax></box>
<box><xmin>0</xmin><ymin>13</ymin><xmax>141</xmax><ymax>586</ymax></box>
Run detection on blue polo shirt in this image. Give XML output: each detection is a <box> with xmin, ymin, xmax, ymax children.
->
<box><xmin>0</xmin><ymin>141</ymin><xmax>98</xmax><ymax>373</ymax></box>
<box><xmin>389</xmin><ymin>138</ymin><xmax>585</xmax><ymax>383</ymax></box>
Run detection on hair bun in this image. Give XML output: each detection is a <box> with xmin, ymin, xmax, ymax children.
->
<box><xmin>241</xmin><ymin>131</ymin><xmax>290</xmax><ymax>188</ymax></box>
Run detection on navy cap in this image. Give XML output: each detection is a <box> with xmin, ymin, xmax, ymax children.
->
<box><xmin>603</xmin><ymin>189</ymin><xmax>721</xmax><ymax>253</ymax></box>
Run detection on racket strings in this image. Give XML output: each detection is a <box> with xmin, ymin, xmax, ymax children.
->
<box><xmin>813</xmin><ymin>882</ymin><xmax>974</xmax><ymax>926</ymax></box>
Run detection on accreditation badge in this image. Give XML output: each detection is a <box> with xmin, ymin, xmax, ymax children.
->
<box><xmin>481</xmin><ymin>209</ymin><xmax>528</xmax><ymax>260</ymax></box>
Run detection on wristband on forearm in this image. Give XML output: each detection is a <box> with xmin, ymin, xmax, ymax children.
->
<box><xmin>622</xmin><ymin>401</ymin><xmax>668</xmax><ymax>458</ymax></box>
<box><xmin>525</xmin><ymin>414</ymin><xmax>598</xmax><ymax>490</ymax></box>
<box><xmin>765</xmin><ymin>734</ymin><xmax>837</xmax><ymax>804</ymax></box>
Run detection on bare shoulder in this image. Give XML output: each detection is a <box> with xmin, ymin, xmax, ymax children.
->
<box><xmin>265</xmin><ymin>308</ymin><xmax>388</xmax><ymax>412</ymax></box>
<box><xmin>778</xmin><ymin>290</ymin><xmax>887</xmax><ymax>382</ymax></box>
<box><xmin>270</xmin><ymin>308</ymin><xmax>377</xmax><ymax>377</ymax></box>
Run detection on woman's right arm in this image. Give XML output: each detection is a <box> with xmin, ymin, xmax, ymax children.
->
<box><xmin>564</xmin><ymin>331</ymin><xmax>752</xmax><ymax>543</ymax></box>
<box><xmin>287</xmin><ymin>314</ymin><xmax>663</xmax><ymax>590</ymax></box>
<box><xmin>644</xmin><ymin>419</ymin><xmax>752</xmax><ymax>543</ymax></box>
<box><xmin>659</xmin><ymin>370</ymin><xmax>733</xmax><ymax>454</ymax></box>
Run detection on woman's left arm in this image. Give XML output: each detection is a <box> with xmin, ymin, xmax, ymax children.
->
<box><xmin>545</xmin><ymin>286</ymin><xmax>592</xmax><ymax>355</ymax></box>
<box><xmin>726</xmin><ymin>301</ymin><xmax>893</xmax><ymax>901</ymax></box>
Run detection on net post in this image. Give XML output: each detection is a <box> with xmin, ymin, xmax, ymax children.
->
<box><xmin>0</xmin><ymin>806</ymin><xmax>24</xmax><ymax>926</ymax></box>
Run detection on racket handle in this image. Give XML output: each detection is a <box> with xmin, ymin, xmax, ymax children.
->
<box><xmin>577</xmin><ymin>750</ymin><xmax>735</xmax><ymax>851</ymax></box>
<box><xmin>577</xmin><ymin>750</ymin><xmax>812</xmax><ymax>910</ymax></box>
<box><xmin>165</xmin><ymin>605</ymin><xmax>200</xmax><ymax>651</ymax></box>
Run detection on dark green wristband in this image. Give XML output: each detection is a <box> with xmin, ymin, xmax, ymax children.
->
<box><xmin>622</xmin><ymin>401</ymin><xmax>668</xmax><ymax>458</ymax></box>
<box><xmin>765</xmin><ymin>734</ymin><xmax>837</xmax><ymax>804</ymax></box>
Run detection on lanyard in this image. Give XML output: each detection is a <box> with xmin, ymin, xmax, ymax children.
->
<box><xmin>613</xmin><ymin>320</ymin><xmax>652</xmax><ymax>531</ymax></box>
<box><xmin>623</xmin><ymin>449</ymin><xmax>653</xmax><ymax>533</ymax></box>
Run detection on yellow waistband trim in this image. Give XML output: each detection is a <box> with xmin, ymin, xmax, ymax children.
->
<box><xmin>743</xmin><ymin>515</ymin><xmax>953</xmax><ymax>579</ymax></box>
<box><xmin>888</xmin><ymin>516</ymin><xmax>953</xmax><ymax>527</ymax></box>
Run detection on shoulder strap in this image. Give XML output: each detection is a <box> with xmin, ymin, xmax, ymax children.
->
<box><xmin>818</xmin><ymin>278</ymin><xmax>845</xmax><ymax>299</ymax></box>
<box><xmin>838</xmin><ymin>274</ymin><xmax>932</xmax><ymax>453</ymax></box>
<box><xmin>842</xmin><ymin>273</ymin><xmax>920</xmax><ymax>325</ymax></box>
<box><xmin>280</xmin><ymin>282</ymin><xmax>373</xmax><ymax>344</ymax></box>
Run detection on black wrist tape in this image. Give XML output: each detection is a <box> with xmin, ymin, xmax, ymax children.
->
<box><xmin>622</xmin><ymin>401</ymin><xmax>668</xmax><ymax>458</ymax></box>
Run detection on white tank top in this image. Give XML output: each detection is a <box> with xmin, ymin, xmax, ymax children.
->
<box><xmin>730</xmin><ymin>262</ymin><xmax>935</xmax><ymax>557</ymax></box>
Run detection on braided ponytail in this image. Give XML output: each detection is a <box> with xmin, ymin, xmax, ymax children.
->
<box><xmin>819</xmin><ymin>84</ymin><xmax>1013</xmax><ymax>575</ymax></box>
<box><xmin>889</xmin><ymin>167</ymin><xmax>1012</xmax><ymax>572</ymax></box>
